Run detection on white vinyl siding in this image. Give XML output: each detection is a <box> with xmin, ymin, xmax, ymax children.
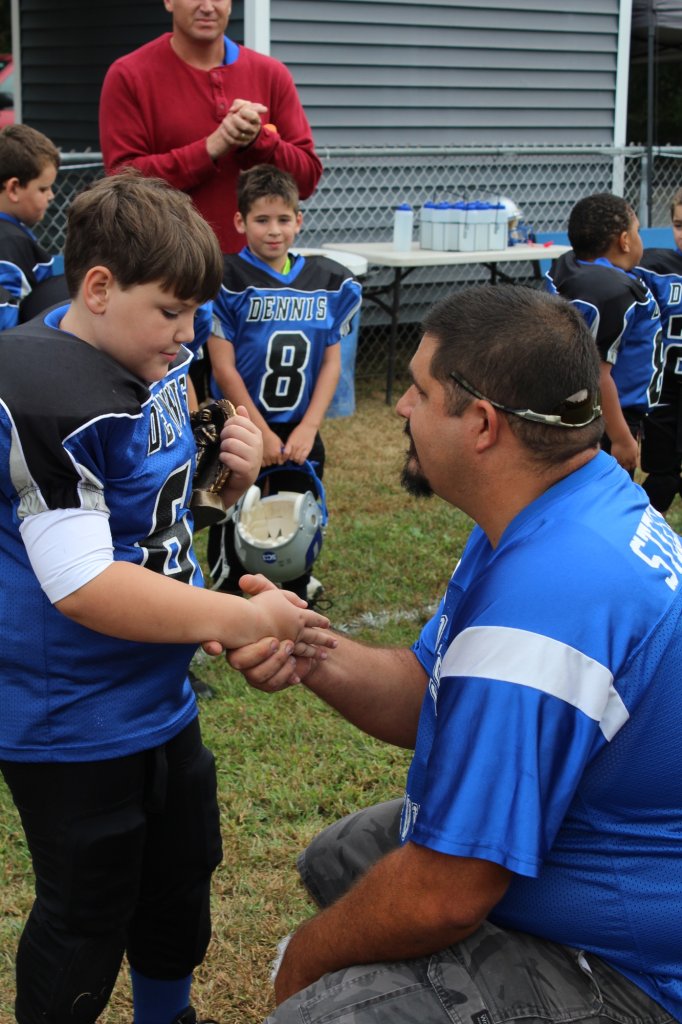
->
<box><xmin>269</xmin><ymin>0</ymin><xmax>622</xmax><ymax>146</ymax></box>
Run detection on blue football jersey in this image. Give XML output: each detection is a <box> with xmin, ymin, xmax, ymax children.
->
<box><xmin>212</xmin><ymin>248</ymin><xmax>362</xmax><ymax>423</ymax></box>
<box><xmin>547</xmin><ymin>251</ymin><xmax>662</xmax><ymax>409</ymax></box>
<box><xmin>407</xmin><ymin>452</ymin><xmax>682</xmax><ymax>1019</ymax></box>
<box><xmin>638</xmin><ymin>248</ymin><xmax>682</xmax><ymax>382</ymax></box>
<box><xmin>0</xmin><ymin>213</ymin><xmax>54</xmax><ymax>330</ymax></box>
<box><xmin>0</xmin><ymin>306</ymin><xmax>201</xmax><ymax>762</ymax></box>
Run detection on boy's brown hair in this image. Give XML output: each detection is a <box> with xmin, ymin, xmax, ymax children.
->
<box><xmin>64</xmin><ymin>170</ymin><xmax>223</xmax><ymax>302</ymax></box>
<box><xmin>236</xmin><ymin>164</ymin><xmax>300</xmax><ymax>219</ymax></box>
<box><xmin>0</xmin><ymin>124</ymin><xmax>60</xmax><ymax>186</ymax></box>
<box><xmin>670</xmin><ymin>188</ymin><xmax>682</xmax><ymax>218</ymax></box>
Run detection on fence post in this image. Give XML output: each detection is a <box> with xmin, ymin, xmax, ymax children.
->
<box><xmin>613</xmin><ymin>149</ymin><xmax>626</xmax><ymax>199</ymax></box>
<box><xmin>638</xmin><ymin>151</ymin><xmax>649</xmax><ymax>227</ymax></box>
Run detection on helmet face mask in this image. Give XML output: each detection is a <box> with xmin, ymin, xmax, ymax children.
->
<box><xmin>233</xmin><ymin>461</ymin><xmax>327</xmax><ymax>583</ymax></box>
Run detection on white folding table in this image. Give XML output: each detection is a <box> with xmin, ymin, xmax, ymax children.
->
<box><xmin>322</xmin><ymin>241</ymin><xmax>571</xmax><ymax>403</ymax></box>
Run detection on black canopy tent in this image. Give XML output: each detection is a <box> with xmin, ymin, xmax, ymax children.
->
<box><xmin>631</xmin><ymin>0</ymin><xmax>682</xmax><ymax>222</ymax></box>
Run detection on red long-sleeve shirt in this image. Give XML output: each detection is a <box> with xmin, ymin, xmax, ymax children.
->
<box><xmin>99</xmin><ymin>34</ymin><xmax>323</xmax><ymax>253</ymax></box>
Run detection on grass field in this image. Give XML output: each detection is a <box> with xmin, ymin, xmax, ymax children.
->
<box><xmin>3</xmin><ymin>380</ymin><xmax>681</xmax><ymax>1023</ymax></box>
<box><xmin>0</xmin><ymin>379</ymin><xmax>475</xmax><ymax>1023</ymax></box>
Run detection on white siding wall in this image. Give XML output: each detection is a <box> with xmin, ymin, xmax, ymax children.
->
<box><xmin>17</xmin><ymin>0</ymin><xmax>624</xmax><ymax>150</ymax></box>
<box><xmin>269</xmin><ymin>0</ymin><xmax>623</xmax><ymax>146</ymax></box>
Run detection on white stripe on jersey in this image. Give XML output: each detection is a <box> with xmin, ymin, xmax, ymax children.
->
<box><xmin>440</xmin><ymin>624</ymin><xmax>629</xmax><ymax>741</ymax></box>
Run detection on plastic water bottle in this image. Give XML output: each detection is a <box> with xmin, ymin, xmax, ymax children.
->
<box><xmin>392</xmin><ymin>203</ymin><xmax>414</xmax><ymax>251</ymax></box>
<box><xmin>459</xmin><ymin>202</ymin><xmax>476</xmax><ymax>251</ymax></box>
<box><xmin>445</xmin><ymin>202</ymin><xmax>463</xmax><ymax>251</ymax></box>
<box><xmin>419</xmin><ymin>201</ymin><xmax>436</xmax><ymax>250</ymax></box>
<box><xmin>447</xmin><ymin>201</ymin><xmax>466</xmax><ymax>252</ymax></box>
<box><xmin>431</xmin><ymin>202</ymin><xmax>450</xmax><ymax>251</ymax></box>
<box><xmin>472</xmin><ymin>201</ymin><xmax>493</xmax><ymax>249</ymax></box>
<box><xmin>489</xmin><ymin>202</ymin><xmax>508</xmax><ymax>249</ymax></box>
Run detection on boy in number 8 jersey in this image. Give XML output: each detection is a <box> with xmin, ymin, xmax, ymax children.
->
<box><xmin>208</xmin><ymin>164</ymin><xmax>362</xmax><ymax>599</ymax></box>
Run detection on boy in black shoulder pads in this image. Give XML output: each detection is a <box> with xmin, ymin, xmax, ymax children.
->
<box><xmin>547</xmin><ymin>192</ymin><xmax>661</xmax><ymax>476</ymax></box>
<box><xmin>637</xmin><ymin>187</ymin><xmax>682</xmax><ymax>513</ymax></box>
<box><xmin>0</xmin><ymin>171</ymin><xmax>332</xmax><ymax>1024</ymax></box>
<box><xmin>0</xmin><ymin>122</ymin><xmax>64</xmax><ymax>327</ymax></box>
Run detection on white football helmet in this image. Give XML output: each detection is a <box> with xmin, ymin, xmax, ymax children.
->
<box><xmin>233</xmin><ymin>460</ymin><xmax>327</xmax><ymax>583</ymax></box>
<box><xmin>484</xmin><ymin>194</ymin><xmax>523</xmax><ymax>225</ymax></box>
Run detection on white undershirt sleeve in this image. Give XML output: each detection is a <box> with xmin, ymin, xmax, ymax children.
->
<box><xmin>19</xmin><ymin>507</ymin><xmax>114</xmax><ymax>604</ymax></box>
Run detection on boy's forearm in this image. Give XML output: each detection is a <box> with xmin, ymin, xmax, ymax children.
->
<box><xmin>299</xmin><ymin>354</ymin><xmax>341</xmax><ymax>430</ymax></box>
<box><xmin>55</xmin><ymin>560</ymin><xmax>281</xmax><ymax>649</ymax></box>
<box><xmin>599</xmin><ymin>366</ymin><xmax>629</xmax><ymax>440</ymax></box>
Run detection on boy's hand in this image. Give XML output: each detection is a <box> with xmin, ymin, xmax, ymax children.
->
<box><xmin>610</xmin><ymin>433</ymin><xmax>638</xmax><ymax>473</ymax></box>
<box><xmin>218</xmin><ymin>406</ymin><xmax>263</xmax><ymax>508</ymax></box>
<box><xmin>200</xmin><ymin>575</ymin><xmax>337</xmax><ymax>674</ymax></box>
<box><xmin>282</xmin><ymin>423</ymin><xmax>317</xmax><ymax>464</ymax></box>
<box><xmin>248</xmin><ymin>588</ymin><xmax>335</xmax><ymax>652</ymax></box>
<box><xmin>262</xmin><ymin>427</ymin><xmax>285</xmax><ymax>466</ymax></box>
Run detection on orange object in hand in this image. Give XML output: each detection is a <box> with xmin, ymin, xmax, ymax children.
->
<box><xmin>263</xmin><ymin>123</ymin><xmax>278</xmax><ymax>135</ymax></box>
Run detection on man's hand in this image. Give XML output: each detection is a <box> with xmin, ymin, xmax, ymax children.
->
<box><xmin>228</xmin><ymin>634</ymin><xmax>317</xmax><ymax>691</ymax></box>
<box><xmin>206</xmin><ymin>98</ymin><xmax>267</xmax><ymax>159</ymax></box>
<box><xmin>202</xmin><ymin>574</ymin><xmax>332</xmax><ymax>686</ymax></box>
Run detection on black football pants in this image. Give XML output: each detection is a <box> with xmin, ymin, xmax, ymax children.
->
<box><xmin>641</xmin><ymin>376</ymin><xmax>682</xmax><ymax>513</ymax></box>
<box><xmin>0</xmin><ymin>717</ymin><xmax>222</xmax><ymax>1024</ymax></box>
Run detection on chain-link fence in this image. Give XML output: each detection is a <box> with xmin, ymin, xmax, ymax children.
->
<box><xmin>35</xmin><ymin>144</ymin><xmax>682</xmax><ymax>382</ymax></box>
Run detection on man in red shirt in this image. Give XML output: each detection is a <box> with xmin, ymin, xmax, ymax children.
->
<box><xmin>99</xmin><ymin>0</ymin><xmax>322</xmax><ymax>254</ymax></box>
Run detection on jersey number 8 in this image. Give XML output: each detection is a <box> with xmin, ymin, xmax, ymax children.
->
<box><xmin>259</xmin><ymin>330</ymin><xmax>311</xmax><ymax>413</ymax></box>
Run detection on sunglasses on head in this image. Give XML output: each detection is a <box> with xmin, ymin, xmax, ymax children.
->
<box><xmin>449</xmin><ymin>370</ymin><xmax>602</xmax><ymax>429</ymax></box>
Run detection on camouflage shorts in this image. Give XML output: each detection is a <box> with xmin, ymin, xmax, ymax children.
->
<box><xmin>297</xmin><ymin>797</ymin><xmax>403</xmax><ymax>909</ymax></box>
<box><xmin>265</xmin><ymin>800</ymin><xmax>673</xmax><ymax>1024</ymax></box>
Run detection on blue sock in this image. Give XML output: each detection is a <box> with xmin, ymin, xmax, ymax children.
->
<box><xmin>130</xmin><ymin>967</ymin><xmax>193</xmax><ymax>1024</ymax></box>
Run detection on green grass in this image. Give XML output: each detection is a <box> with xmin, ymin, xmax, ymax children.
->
<box><xmin>0</xmin><ymin>382</ymin><xmax>474</xmax><ymax>1023</ymax></box>
<box><xmin>3</xmin><ymin>382</ymin><xmax>682</xmax><ymax>1021</ymax></box>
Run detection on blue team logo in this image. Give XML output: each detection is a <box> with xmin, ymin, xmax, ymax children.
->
<box><xmin>428</xmin><ymin>653</ymin><xmax>443</xmax><ymax>713</ymax></box>
<box><xmin>399</xmin><ymin>793</ymin><xmax>420</xmax><ymax>842</ymax></box>
<box><xmin>262</xmin><ymin>551</ymin><xmax>278</xmax><ymax>565</ymax></box>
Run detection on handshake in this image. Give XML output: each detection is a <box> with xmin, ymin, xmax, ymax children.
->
<box><xmin>202</xmin><ymin>572</ymin><xmax>337</xmax><ymax>692</ymax></box>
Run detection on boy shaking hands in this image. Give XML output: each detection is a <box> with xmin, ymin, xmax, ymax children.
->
<box><xmin>0</xmin><ymin>172</ymin><xmax>331</xmax><ymax>1024</ymax></box>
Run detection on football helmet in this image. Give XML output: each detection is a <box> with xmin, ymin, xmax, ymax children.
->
<box><xmin>233</xmin><ymin>460</ymin><xmax>328</xmax><ymax>583</ymax></box>
<box><xmin>485</xmin><ymin>194</ymin><xmax>523</xmax><ymax>225</ymax></box>
<box><xmin>482</xmin><ymin>194</ymin><xmax>528</xmax><ymax>243</ymax></box>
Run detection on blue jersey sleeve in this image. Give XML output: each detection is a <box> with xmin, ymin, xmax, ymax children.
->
<box><xmin>213</xmin><ymin>285</ymin><xmax>238</xmax><ymax>343</ymax></box>
<box><xmin>329</xmin><ymin>275</ymin><xmax>362</xmax><ymax>345</ymax></box>
<box><xmin>411</xmin><ymin>594</ymin><xmax>446</xmax><ymax>675</ymax></box>
<box><xmin>190</xmin><ymin>300</ymin><xmax>215</xmax><ymax>352</ymax></box>
<box><xmin>0</xmin><ymin>280</ymin><xmax>19</xmax><ymax>329</ymax></box>
<box><xmin>408</xmin><ymin>624</ymin><xmax>606</xmax><ymax>876</ymax></box>
<box><xmin>0</xmin><ymin>259</ymin><xmax>29</xmax><ymax>302</ymax></box>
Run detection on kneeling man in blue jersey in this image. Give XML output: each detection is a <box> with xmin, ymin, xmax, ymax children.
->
<box><xmin>228</xmin><ymin>284</ymin><xmax>682</xmax><ymax>1024</ymax></box>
